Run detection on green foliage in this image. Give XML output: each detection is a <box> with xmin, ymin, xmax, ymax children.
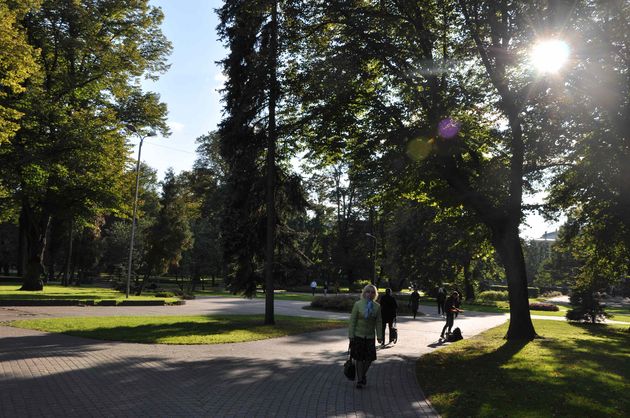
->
<box><xmin>567</xmin><ymin>286</ymin><xmax>609</xmax><ymax>324</ymax></box>
<box><xmin>0</xmin><ymin>0</ymin><xmax>40</xmax><ymax>144</ymax></box>
<box><xmin>529</xmin><ymin>302</ymin><xmax>559</xmax><ymax>312</ymax></box>
<box><xmin>310</xmin><ymin>295</ymin><xmax>358</xmax><ymax>312</ymax></box>
<box><xmin>144</xmin><ymin>170</ymin><xmax>193</xmax><ymax>278</ymax></box>
<box><xmin>476</xmin><ymin>290</ymin><xmax>509</xmax><ymax>302</ymax></box>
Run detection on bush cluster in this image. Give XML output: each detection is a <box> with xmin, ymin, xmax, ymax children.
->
<box><xmin>541</xmin><ymin>291</ymin><xmax>563</xmax><ymax>298</ymax></box>
<box><xmin>311</xmin><ymin>295</ymin><xmax>358</xmax><ymax>312</ymax></box>
<box><xmin>489</xmin><ymin>285</ymin><xmax>540</xmax><ymax>298</ymax></box>
<box><xmin>476</xmin><ymin>290</ymin><xmax>509</xmax><ymax>302</ymax></box>
<box><xmin>529</xmin><ymin>302</ymin><xmax>560</xmax><ymax>311</ymax></box>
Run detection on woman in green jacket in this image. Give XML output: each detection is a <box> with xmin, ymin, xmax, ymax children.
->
<box><xmin>349</xmin><ymin>284</ymin><xmax>384</xmax><ymax>388</ymax></box>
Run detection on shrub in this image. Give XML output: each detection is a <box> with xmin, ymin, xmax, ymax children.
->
<box><xmin>489</xmin><ymin>285</ymin><xmax>539</xmax><ymax>298</ymax></box>
<box><xmin>541</xmin><ymin>291</ymin><xmax>563</xmax><ymax>298</ymax></box>
<box><xmin>529</xmin><ymin>302</ymin><xmax>559</xmax><ymax>311</ymax></box>
<box><xmin>566</xmin><ymin>287</ymin><xmax>609</xmax><ymax>323</ymax></box>
<box><xmin>476</xmin><ymin>290</ymin><xmax>509</xmax><ymax>302</ymax></box>
<box><xmin>350</xmin><ymin>280</ymin><xmax>372</xmax><ymax>292</ymax></box>
<box><xmin>311</xmin><ymin>295</ymin><xmax>358</xmax><ymax>312</ymax></box>
<box><xmin>154</xmin><ymin>291</ymin><xmax>176</xmax><ymax>298</ymax></box>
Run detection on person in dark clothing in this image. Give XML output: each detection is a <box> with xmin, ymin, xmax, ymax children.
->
<box><xmin>379</xmin><ymin>288</ymin><xmax>398</xmax><ymax>345</ymax></box>
<box><xmin>440</xmin><ymin>291</ymin><xmax>462</xmax><ymax>338</ymax></box>
<box><xmin>437</xmin><ymin>286</ymin><xmax>446</xmax><ymax>316</ymax></box>
<box><xmin>409</xmin><ymin>288</ymin><xmax>420</xmax><ymax>319</ymax></box>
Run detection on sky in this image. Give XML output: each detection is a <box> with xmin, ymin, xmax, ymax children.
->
<box><xmin>139</xmin><ymin>0</ymin><xmax>561</xmax><ymax>239</ymax></box>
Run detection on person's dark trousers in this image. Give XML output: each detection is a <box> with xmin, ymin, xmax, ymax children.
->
<box><xmin>441</xmin><ymin>313</ymin><xmax>454</xmax><ymax>337</ymax></box>
<box><xmin>437</xmin><ymin>299</ymin><xmax>444</xmax><ymax>315</ymax></box>
<box><xmin>382</xmin><ymin>318</ymin><xmax>393</xmax><ymax>343</ymax></box>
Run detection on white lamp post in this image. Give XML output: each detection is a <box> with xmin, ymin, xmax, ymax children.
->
<box><xmin>125</xmin><ymin>124</ymin><xmax>155</xmax><ymax>298</ymax></box>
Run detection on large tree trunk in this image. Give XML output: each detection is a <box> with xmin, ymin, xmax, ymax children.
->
<box><xmin>492</xmin><ymin>223</ymin><xmax>536</xmax><ymax>340</ymax></box>
<box><xmin>263</xmin><ymin>0</ymin><xmax>279</xmax><ymax>326</ymax></box>
<box><xmin>19</xmin><ymin>203</ymin><xmax>51</xmax><ymax>291</ymax></box>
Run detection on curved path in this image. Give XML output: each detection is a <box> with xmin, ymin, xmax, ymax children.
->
<box><xmin>0</xmin><ymin>298</ymin><xmax>508</xmax><ymax>417</ymax></box>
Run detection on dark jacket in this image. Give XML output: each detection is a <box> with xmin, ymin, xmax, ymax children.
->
<box><xmin>379</xmin><ymin>294</ymin><xmax>398</xmax><ymax>321</ymax></box>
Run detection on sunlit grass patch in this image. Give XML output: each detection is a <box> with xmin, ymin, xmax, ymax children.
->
<box><xmin>416</xmin><ymin>320</ymin><xmax>629</xmax><ymax>418</ymax></box>
<box><xmin>0</xmin><ymin>283</ymin><xmax>177</xmax><ymax>303</ymax></box>
<box><xmin>10</xmin><ymin>315</ymin><xmax>346</xmax><ymax>344</ymax></box>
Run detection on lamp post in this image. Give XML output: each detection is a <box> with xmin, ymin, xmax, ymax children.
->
<box><xmin>365</xmin><ymin>233</ymin><xmax>377</xmax><ymax>285</ymax></box>
<box><xmin>125</xmin><ymin>124</ymin><xmax>155</xmax><ymax>298</ymax></box>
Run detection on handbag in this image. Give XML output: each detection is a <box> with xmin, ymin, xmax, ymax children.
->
<box><xmin>389</xmin><ymin>318</ymin><xmax>398</xmax><ymax>344</ymax></box>
<box><xmin>343</xmin><ymin>343</ymin><xmax>355</xmax><ymax>380</ymax></box>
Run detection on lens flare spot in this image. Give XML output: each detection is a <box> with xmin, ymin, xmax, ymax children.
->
<box><xmin>406</xmin><ymin>138</ymin><xmax>432</xmax><ymax>161</ymax></box>
<box><xmin>438</xmin><ymin>118</ymin><xmax>461</xmax><ymax>139</ymax></box>
<box><xmin>531</xmin><ymin>39</ymin><xmax>570</xmax><ymax>74</ymax></box>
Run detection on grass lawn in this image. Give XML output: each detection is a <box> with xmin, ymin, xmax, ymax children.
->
<box><xmin>416</xmin><ymin>319</ymin><xmax>630</xmax><ymax>418</ymax></box>
<box><xmin>8</xmin><ymin>314</ymin><xmax>346</xmax><ymax>344</ymax></box>
<box><xmin>0</xmin><ymin>283</ymin><xmax>178</xmax><ymax>303</ymax></box>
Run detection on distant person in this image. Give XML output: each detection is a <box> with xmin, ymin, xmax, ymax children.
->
<box><xmin>310</xmin><ymin>280</ymin><xmax>317</xmax><ymax>296</ymax></box>
<box><xmin>409</xmin><ymin>288</ymin><xmax>420</xmax><ymax>319</ymax></box>
<box><xmin>334</xmin><ymin>281</ymin><xmax>340</xmax><ymax>295</ymax></box>
<box><xmin>437</xmin><ymin>286</ymin><xmax>446</xmax><ymax>316</ymax></box>
<box><xmin>379</xmin><ymin>288</ymin><xmax>398</xmax><ymax>345</ymax></box>
<box><xmin>349</xmin><ymin>284</ymin><xmax>383</xmax><ymax>389</ymax></box>
<box><xmin>441</xmin><ymin>291</ymin><xmax>463</xmax><ymax>339</ymax></box>
<box><xmin>323</xmin><ymin>281</ymin><xmax>329</xmax><ymax>296</ymax></box>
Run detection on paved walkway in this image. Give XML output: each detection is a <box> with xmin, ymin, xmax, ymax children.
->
<box><xmin>0</xmin><ymin>299</ymin><xmax>508</xmax><ymax>417</ymax></box>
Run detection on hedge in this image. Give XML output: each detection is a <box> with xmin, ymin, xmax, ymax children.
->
<box><xmin>490</xmin><ymin>285</ymin><xmax>540</xmax><ymax>298</ymax></box>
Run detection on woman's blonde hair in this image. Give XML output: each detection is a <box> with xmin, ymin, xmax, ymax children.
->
<box><xmin>361</xmin><ymin>284</ymin><xmax>378</xmax><ymax>300</ymax></box>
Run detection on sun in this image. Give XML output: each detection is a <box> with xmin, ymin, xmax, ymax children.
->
<box><xmin>530</xmin><ymin>39</ymin><xmax>570</xmax><ymax>74</ymax></box>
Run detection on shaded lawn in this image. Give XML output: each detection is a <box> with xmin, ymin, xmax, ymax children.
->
<box><xmin>416</xmin><ymin>320</ymin><xmax>630</xmax><ymax>418</ymax></box>
<box><xmin>9</xmin><ymin>315</ymin><xmax>346</xmax><ymax>344</ymax></box>
<box><xmin>0</xmin><ymin>283</ymin><xmax>175</xmax><ymax>302</ymax></box>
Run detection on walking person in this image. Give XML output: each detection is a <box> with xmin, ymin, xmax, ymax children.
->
<box><xmin>310</xmin><ymin>280</ymin><xmax>317</xmax><ymax>296</ymax></box>
<box><xmin>379</xmin><ymin>288</ymin><xmax>398</xmax><ymax>345</ymax></box>
<box><xmin>437</xmin><ymin>285</ymin><xmax>446</xmax><ymax>316</ymax></box>
<box><xmin>349</xmin><ymin>284</ymin><xmax>383</xmax><ymax>389</ymax></box>
<box><xmin>409</xmin><ymin>288</ymin><xmax>420</xmax><ymax>319</ymax></box>
<box><xmin>323</xmin><ymin>281</ymin><xmax>328</xmax><ymax>296</ymax></box>
<box><xmin>440</xmin><ymin>291</ymin><xmax>463</xmax><ymax>339</ymax></box>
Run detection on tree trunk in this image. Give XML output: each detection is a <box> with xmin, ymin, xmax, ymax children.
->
<box><xmin>492</xmin><ymin>224</ymin><xmax>536</xmax><ymax>340</ymax></box>
<box><xmin>63</xmin><ymin>218</ymin><xmax>74</xmax><ymax>286</ymax></box>
<box><xmin>19</xmin><ymin>204</ymin><xmax>51</xmax><ymax>291</ymax></box>
<box><xmin>263</xmin><ymin>0</ymin><xmax>279</xmax><ymax>326</ymax></box>
<box><xmin>463</xmin><ymin>259</ymin><xmax>474</xmax><ymax>301</ymax></box>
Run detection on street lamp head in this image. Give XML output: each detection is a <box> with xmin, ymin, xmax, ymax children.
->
<box><xmin>126</xmin><ymin>124</ymin><xmax>157</xmax><ymax>138</ymax></box>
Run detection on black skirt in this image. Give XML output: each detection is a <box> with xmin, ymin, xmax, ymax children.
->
<box><xmin>351</xmin><ymin>337</ymin><xmax>377</xmax><ymax>361</ymax></box>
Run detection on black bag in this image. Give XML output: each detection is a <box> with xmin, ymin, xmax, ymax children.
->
<box><xmin>389</xmin><ymin>319</ymin><xmax>398</xmax><ymax>344</ymax></box>
<box><xmin>343</xmin><ymin>358</ymin><xmax>355</xmax><ymax>380</ymax></box>
<box><xmin>343</xmin><ymin>341</ymin><xmax>355</xmax><ymax>380</ymax></box>
<box><xmin>446</xmin><ymin>327</ymin><xmax>463</xmax><ymax>342</ymax></box>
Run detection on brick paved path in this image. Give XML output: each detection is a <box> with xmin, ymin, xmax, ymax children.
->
<box><xmin>0</xmin><ymin>299</ymin><xmax>507</xmax><ymax>417</ymax></box>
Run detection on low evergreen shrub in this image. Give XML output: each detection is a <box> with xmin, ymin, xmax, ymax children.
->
<box><xmin>541</xmin><ymin>290</ymin><xmax>563</xmax><ymax>298</ymax></box>
<box><xmin>529</xmin><ymin>302</ymin><xmax>559</xmax><ymax>311</ymax></box>
<box><xmin>311</xmin><ymin>295</ymin><xmax>358</xmax><ymax>312</ymax></box>
<box><xmin>476</xmin><ymin>290</ymin><xmax>509</xmax><ymax>302</ymax></box>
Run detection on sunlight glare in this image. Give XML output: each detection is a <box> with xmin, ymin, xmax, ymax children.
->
<box><xmin>530</xmin><ymin>39</ymin><xmax>570</xmax><ymax>74</ymax></box>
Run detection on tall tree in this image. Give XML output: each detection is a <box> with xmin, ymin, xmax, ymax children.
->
<box><xmin>0</xmin><ymin>0</ymin><xmax>171</xmax><ymax>290</ymax></box>
<box><xmin>217</xmin><ymin>0</ymin><xmax>307</xmax><ymax>324</ymax></box>
<box><xmin>287</xmin><ymin>1</ymin><xmax>582</xmax><ymax>339</ymax></box>
<box><xmin>143</xmin><ymin>169</ymin><xmax>193</xmax><ymax>291</ymax></box>
<box><xmin>0</xmin><ymin>0</ymin><xmax>40</xmax><ymax>144</ymax></box>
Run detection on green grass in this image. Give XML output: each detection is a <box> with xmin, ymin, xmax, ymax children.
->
<box><xmin>0</xmin><ymin>283</ymin><xmax>178</xmax><ymax>303</ymax></box>
<box><xmin>416</xmin><ymin>320</ymin><xmax>630</xmax><ymax>418</ymax></box>
<box><xmin>9</xmin><ymin>314</ymin><xmax>346</xmax><ymax>344</ymax></box>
